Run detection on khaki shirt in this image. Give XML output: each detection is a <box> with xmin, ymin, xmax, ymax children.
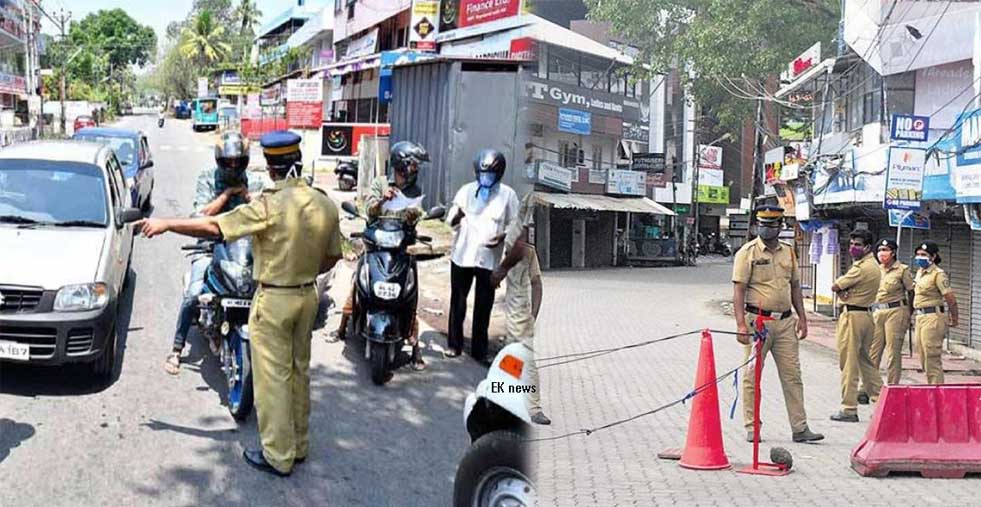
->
<box><xmin>504</xmin><ymin>192</ymin><xmax>535</xmax><ymax>251</ymax></box>
<box><xmin>505</xmin><ymin>246</ymin><xmax>542</xmax><ymax>340</ymax></box>
<box><xmin>216</xmin><ymin>178</ymin><xmax>344</xmax><ymax>286</ymax></box>
<box><xmin>732</xmin><ymin>237</ymin><xmax>799</xmax><ymax>312</ymax></box>
<box><xmin>913</xmin><ymin>264</ymin><xmax>953</xmax><ymax>309</ymax></box>
<box><xmin>364</xmin><ymin>175</ymin><xmax>424</xmax><ymax>221</ymax></box>
<box><xmin>835</xmin><ymin>253</ymin><xmax>881</xmax><ymax>307</ymax></box>
<box><xmin>876</xmin><ymin>262</ymin><xmax>914</xmax><ymax>304</ymax></box>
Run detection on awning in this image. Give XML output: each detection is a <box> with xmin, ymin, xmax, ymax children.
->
<box><xmin>315</xmin><ymin>53</ymin><xmax>381</xmax><ymax>77</ymax></box>
<box><xmin>532</xmin><ymin>192</ymin><xmax>676</xmax><ymax>216</ymax></box>
<box><xmin>774</xmin><ymin>58</ymin><xmax>834</xmax><ymax>99</ymax></box>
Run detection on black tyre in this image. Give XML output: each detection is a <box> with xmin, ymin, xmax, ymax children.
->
<box><xmin>338</xmin><ymin>178</ymin><xmax>354</xmax><ymax>191</ymax></box>
<box><xmin>91</xmin><ymin>326</ymin><xmax>117</xmax><ymax>382</ymax></box>
<box><xmin>228</xmin><ymin>338</ymin><xmax>254</xmax><ymax>420</ymax></box>
<box><xmin>370</xmin><ymin>342</ymin><xmax>391</xmax><ymax>385</ymax></box>
<box><xmin>453</xmin><ymin>430</ymin><xmax>534</xmax><ymax>507</ymax></box>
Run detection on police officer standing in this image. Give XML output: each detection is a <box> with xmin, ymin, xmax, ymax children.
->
<box><xmin>732</xmin><ymin>205</ymin><xmax>823</xmax><ymax>443</ymax></box>
<box><xmin>912</xmin><ymin>241</ymin><xmax>959</xmax><ymax>384</ymax></box>
<box><xmin>829</xmin><ymin>229</ymin><xmax>882</xmax><ymax>422</ymax></box>
<box><xmin>136</xmin><ymin>131</ymin><xmax>344</xmax><ymax>476</ymax></box>
<box><xmin>868</xmin><ymin>239</ymin><xmax>914</xmax><ymax>387</ymax></box>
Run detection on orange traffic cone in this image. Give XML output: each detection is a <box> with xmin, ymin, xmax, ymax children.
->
<box><xmin>679</xmin><ymin>329</ymin><xmax>731</xmax><ymax>470</ymax></box>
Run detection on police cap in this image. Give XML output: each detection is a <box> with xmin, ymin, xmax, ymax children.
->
<box><xmin>877</xmin><ymin>238</ymin><xmax>898</xmax><ymax>252</ymax></box>
<box><xmin>260</xmin><ymin>130</ymin><xmax>302</xmax><ymax>168</ymax></box>
<box><xmin>754</xmin><ymin>204</ymin><xmax>784</xmax><ymax>224</ymax></box>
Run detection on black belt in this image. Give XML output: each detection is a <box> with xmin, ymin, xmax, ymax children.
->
<box><xmin>745</xmin><ymin>305</ymin><xmax>793</xmax><ymax>320</ymax></box>
<box><xmin>841</xmin><ymin>304</ymin><xmax>871</xmax><ymax>312</ymax></box>
<box><xmin>915</xmin><ymin>306</ymin><xmax>945</xmax><ymax>315</ymax></box>
<box><xmin>873</xmin><ymin>301</ymin><xmax>906</xmax><ymax>311</ymax></box>
<box><xmin>260</xmin><ymin>281</ymin><xmax>315</xmax><ymax>289</ymax></box>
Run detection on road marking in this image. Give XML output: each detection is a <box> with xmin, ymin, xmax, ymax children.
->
<box><xmin>159</xmin><ymin>145</ymin><xmax>173</xmax><ymax>151</ymax></box>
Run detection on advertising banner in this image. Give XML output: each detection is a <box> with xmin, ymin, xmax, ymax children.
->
<box><xmin>557</xmin><ymin>108</ymin><xmax>591</xmax><ymax>135</ymax></box>
<box><xmin>764</xmin><ymin>146</ymin><xmax>785</xmax><ymax>184</ymax></box>
<box><xmin>607</xmin><ymin>169</ymin><xmax>646</xmax><ymax>196</ymax></box>
<box><xmin>440</xmin><ymin>0</ymin><xmax>522</xmax><ymax>32</ymax></box>
<box><xmin>631</xmin><ymin>153</ymin><xmax>665</xmax><ymax>173</ymax></box>
<box><xmin>525</xmin><ymin>76</ymin><xmax>625</xmax><ymax>116</ymax></box>
<box><xmin>0</xmin><ymin>72</ymin><xmax>26</xmax><ymax>94</ymax></box>
<box><xmin>286</xmin><ymin>79</ymin><xmax>324</xmax><ymax>129</ymax></box>
<box><xmin>538</xmin><ymin>161</ymin><xmax>573</xmax><ymax>192</ymax></box>
<box><xmin>883</xmin><ymin>146</ymin><xmax>926</xmax><ymax>210</ymax></box>
<box><xmin>890</xmin><ymin>114</ymin><xmax>929</xmax><ymax>142</ymax></box>
<box><xmin>699</xmin><ymin>168</ymin><xmax>724</xmax><ymax>188</ymax></box>
<box><xmin>260</xmin><ymin>84</ymin><xmax>282</xmax><ymax>106</ymax></box>
<box><xmin>410</xmin><ymin>0</ymin><xmax>439</xmax><ymax>51</ymax></box>
<box><xmin>952</xmin><ymin>108</ymin><xmax>981</xmax><ymax>203</ymax></box>
<box><xmin>698</xmin><ymin>145</ymin><xmax>722</xmax><ymax>170</ymax></box>
<box><xmin>286</xmin><ymin>79</ymin><xmax>323</xmax><ymax>102</ymax></box>
<box><xmin>696</xmin><ymin>185</ymin><xmax>729</xmax><ymax>204</ymax></box>
<box><xmin>321</xmin><ymin>123</ymin><xmax>392</xmax><ymax>158</ymax></box>
<box><xmin>345</xmin><ymin>28</ymin><xmax>379</xmax><ymax>59</ymax></box>
<box><xmin>197</xmin><ymin>77</ymin><xmax>209</xmax><ymax>98</ymax></box>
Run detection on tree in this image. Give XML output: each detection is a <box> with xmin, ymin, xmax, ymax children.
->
<box><xmin>180</xmin><ymin>10</ymin><xmax>233</xmax><ymax>66</ymax></box>
<box><xmin>69</xmin><ymin>9</ymin><xmax>157</xmax><ymax>70</ymax></box>
<box><xmin>236</xmin><ymin>0</ymin><xmax>263</xmax><ymax>36</ymax></box>
<box><xmin>584</xmin><ymin>0</ymin><xmax>839</xmax><ymax>129</ymax></box>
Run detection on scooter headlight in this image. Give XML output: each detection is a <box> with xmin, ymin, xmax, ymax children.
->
<box><xmin>358</xmin><ymin>262</ymin><xmax>370</xmax><ymax>289</ymax></box>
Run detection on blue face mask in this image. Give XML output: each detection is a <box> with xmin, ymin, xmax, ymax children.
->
<box><xmin>914</xmin><ymin>256</ymin><xmax>931</xmax><ymax>269</ymax></box>
<box><xmin>478</xmin><ymin>171</ymin><xmax>498</xmax><ymax>188</ymax></box>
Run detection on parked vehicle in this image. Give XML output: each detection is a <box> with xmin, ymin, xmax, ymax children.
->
<box><xmin>180</xmin><ymin>238</ymin><xmax>256</xmax><ymax>420</ymax></box>
<box><xmin>0</xmin><ymin>141</ymin><xmax>142</xmax><ymax>381</ymax></box>
<box><xmin>712</xmin><ymin>233</ymin><xmax>733</xmax><ymax>256</ymax></box>
<box><xmin>454</xmin><ymin>342</ymin><xmax>536</xmax><ymax>507</ymax></box>
<box><xmin>191</xmin><ymin>97</ymin><xmax>219</xmax><ymax>132</ymax></box>
<box><xmin>334</xmin><ymin>160</ymin><xmax>358</xmax><ymax>191</ymax></box>
<box><xmin>120</xmin><ymin>103</ymin><xmax>133</xmax><ymax>116</ymax></box>
<box><xmin>340</xmin><ymin>200</ymin><xmax>445</xmax><ymax>385</ymax></box>
<box><xmin>73</xmin><ymin>127</ymin><xmax>155</xmax><ymax>213</ymax></box>
<box><xmin>73</xmin><ymin>115</ymin><xmax>97</xmax><ymax>132</ymax></box>
<box><xmin>174</xmin><ymin>101</ymin><xmax>192</xmax><ymax>119</ymax></box>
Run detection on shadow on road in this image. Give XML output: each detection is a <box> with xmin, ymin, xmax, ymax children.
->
<box><xmin>0</xmin><ymin>418</ymin><xmax>35</xmax><ymax>465</ymax></box>
<box><xmin>0</xmin><ymin>268</ymin><xmax>139</xmax><ymax>396</ymax></box>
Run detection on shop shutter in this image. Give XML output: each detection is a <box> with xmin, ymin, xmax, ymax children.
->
<box><xmin>972</xmin><ymin>232</ymin><xmax>981</xmax><ymax>350</ymax></box>
<box><xmin>946</xmin><ymin>225</ymin><xmax>973</xmax><ymax>345</ymax></box>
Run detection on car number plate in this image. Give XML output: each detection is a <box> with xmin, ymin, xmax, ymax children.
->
<box><xmin>373</xmin><ymin>282</ymin><xmax>401</xmax><ymax>300</ymax></box>
<box><xmin>221</xmin><ymin>298</ymin><xmax>252</xmax><ymax>309</ymax></box>
<box><xmin>0</xmin><ymin>340</ymin><xmax>30</xmax><ymax>361</ymax></box>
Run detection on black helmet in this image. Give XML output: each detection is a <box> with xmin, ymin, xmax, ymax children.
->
<box><xmin>215</xmin><ymin>132</ymin><xmax>250</xmax><ymax>177</ymax></box>
<box><xmin>473</xmin><ymin>148</ymin><xmax>506</xmax><ymax>176</ymax></box>
<box><xmin>390</xmin><ymin>141</ymin><xmax>429</xmax><ymax>174</ymax></box>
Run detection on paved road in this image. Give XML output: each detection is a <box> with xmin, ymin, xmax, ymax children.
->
<box><xmin>532</xmin><ymin>264</ymin><xmax>980</xmax><ymax>506</ymax></box>
<box><xmin>0</xmin><ymin>115</ymin><xmax>484</xmax><ymax>507</ymax></box>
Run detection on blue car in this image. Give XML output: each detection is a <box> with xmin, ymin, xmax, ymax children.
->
<box><xmin>73</xmin><ymin>127</ymin><xmax>155</xmax><ymax>212</ymax></box>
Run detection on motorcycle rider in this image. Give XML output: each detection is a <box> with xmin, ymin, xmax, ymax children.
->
<box><xmin>330</xmin><ymin>141</ymin><xmax>429</xmax><ymax>371</ymax></box>
<box><xmin>164</xmin><ymin>132</ymin><xmax>270</xmax><ymax>374</ymax></box>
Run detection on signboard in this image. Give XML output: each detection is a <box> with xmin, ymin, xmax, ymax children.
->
<box><xmin>888</xmin><ymin>210</ymin><xmax>931</xmax><ymax>230</ymax></box>
<box><xmin>697</xmin><ymin>145</ymin><xmax>722</xmax><ymax>170</ymax></box>
<box><xmin>884</xmin><ymin>146</ymin><xmax>926</xmax><ymax>210</ymax></box>
<box><xmin>558</xmin><ymin>108</ymin><xmax>591</xmax><ymax>135</ymax></box>
<box><xmin>764</xmin><ymin>146</ymin><xmax>785</xmax><ymax>184</ymax></box>
<box><xmin>607</xmin><ymin>169</ymin><xmax>646</xmax><ymax>196</ymax></box>
<box><xmin>345</xmin><ymin>28</ymin><xmax>379</xmax><ymax>59</ymax></box>
<box><xmin>321</xmin><ymin>123</ymin><xmax>392</xmax><ymax>158</ymax></box>
<box><xmin>379</xmin><ymin>50</ymin><xmax>432</xmax><ymax>103</ymax></box>
<box><xmin>890</xmin><ymin>114</ymin><xmax>929</xmax><ymax>142</ymax></box>
<box><xmin>914</xmin><ymin>60</ymin><xmax>973</xmax><ymax>129</ymax></box>
<box><xmin>409</xmin><ymin>0</ymin><xmax>439</xmax><ymax>51</ymax></box>
<box><xmin>509</xmin><ymin>37</ymin><xmax>536</xmax><ymax>61</ymax></box>
<box><xmin>219</xmin><ymin>70</ymin><xmax>241</xmax><ymax>85</ymax></box>
<box><xmin>588</xmin><ymin>169</ymin><xmax>607</xmax><ymax>185</ymax></box>
<box><xmin>794</xmin><ymin>185</ymin><xmax>811</xmax><ymax>221</ymax></box>
<box><xmin>537</xmin><ymin>161</ymin><xmax>573</xmax><ymax>192</ymax></box>
<box><xmin>286</xmin><ymin>79</ymin><xmax>323</xmax><ymax>103</ymax></box>
<box><xmin>950</xmin><ymin>108</ymin><xmax>981</xmax><ymax>203</ymax></box>
<box><xmin>244</xmin><ymin>94</ymin><xmax>262</xmax><ymax>119</ymax></box>
<box><xmin>696</xmin><ymin>185</ymin><xmax>729</xmax><ymax>204</ymax></box>
<box><xmin>197</xmin><ymin>77</ymin><xmax>209</xmax><ymax>98</ymax></box>
<box><xmin>774</xmin><ymin>184</ymin><xmax>796</xmax><ymax>216</ymax></box>
<box><xmin>439</xmin><ymin>0</ymin><xmax>522</xmax><ymax>32</ymax></box>
<box><xmin>0</xmin><ymin>72</ymin><xmax>26</xmax><ymax>94</ymax></box>
<box><xmin>218</xmin><ymin>84</ymin><xmax>259</xmax><ymax>96</ymax></box>
<box><xmin>260</xmin><ymin>84</ymin><xmax>281</xmax><ymax>106</ymax></box>
<box><xmin>631</xmin><ymin>152</ymin><xmax>665</xmax><ymax>173</ymax></box>
<box><xmin>699</xmin><ymin>168</ymin><xmax>724</xmax><ymax>188</ymax></box>
<box><xmin>525</xmin><ymin>76</ymin><xmax>624</xmax><ymax>116</ymax></box>
<box><xmin>286</xmin><ymin>79</ymin><xmax>324</xmax><ymax>128</ymax></box>
<box><xmin>780</xmin><ymin>42</ymin><xmax>820</xmax><ymax>82</ymax></box>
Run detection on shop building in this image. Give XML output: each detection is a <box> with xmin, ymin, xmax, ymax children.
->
<box><xmin>0</xmin><ymin>0</ymin><xmax>40</xmax><ymax>144</ymax></box>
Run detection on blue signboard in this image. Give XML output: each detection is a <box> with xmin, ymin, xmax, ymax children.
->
<box><xmin>558</xmin><ymin>108</ymin><xmax>591</xmax><ymax>135</ymax></box>
<box><xmin>378</xmin><ymin>50</ymin><xmax>431</xmax><ymax>104</ymax></box>
<box><xmin>954</xmin><ymin>108</ymin><xmax>981</xmax><ymax>167</ymax></box>
<box><xmin>890</xmin><ymin>114</ymin><xmax>929</xmax><ymax>142</ymax></box>
<box><xmin>888</xmin><ymin>209</ymin><xmax>930</xmax><ymax>230</ymax></box>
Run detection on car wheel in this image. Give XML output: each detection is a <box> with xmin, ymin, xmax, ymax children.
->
<box><xmin>91</xmin><ymin>325</ymin><xmax>118</xmax><ymax>382</ymax></box>
<box><xmin>453</xmin><ymin>430</ymin><xmax>534</xmax><ymax>507</ymax></box>
<box><xmin>141</xmin><ymin>188</ymin><xmax>153</xmax><ymax>213</ymax></box>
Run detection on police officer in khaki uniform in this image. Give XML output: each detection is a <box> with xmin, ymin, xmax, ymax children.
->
<box><xmin>732</xmin><ymin>205</ymin><xmax>823</xmax><ymax>443</ymax></box>
<box><xmin>829</xmin><ymin>229</ymin><xmax>882</xmax><ymax>422</ymax></box>
<box><xmin>912</xmin><ymin>241</ymin><xmax>959</xmax><ymax>384</ymax></box>
<box><xmin>136</xmin><ymin>131</ymin><xmax>344</xmax><ymax>476</ymax></box>
<box><xmin>868</xmin><ymin>239</ymin><xmax>914</xmax><ymax>388</ymax></box>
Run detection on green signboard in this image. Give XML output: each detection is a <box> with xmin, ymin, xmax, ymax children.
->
<box><xmin>697</xmin><ymin>185</ymin><xmax>730</xmax><ymax>204</ymax></box>
<box><xmin>673</xmin><ymin>204</ymin><xmax>691</xmax><ymax>214</ymax></box>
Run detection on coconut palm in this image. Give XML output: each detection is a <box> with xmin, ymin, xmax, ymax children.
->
<box><xmin>236</xmin><ymin>0</ymin><xmax>262</xmax><ymax>36</ymax></box>
<box><xmin>179</xmin><ymin>10</ymin><xmax>231</xmax><ymax>66</ymax></box>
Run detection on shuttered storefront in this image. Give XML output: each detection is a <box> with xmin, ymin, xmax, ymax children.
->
<box><xmin>972</xmin><ymin>232</ymin><xmax>981</xmax><ymax>350</ymax></box>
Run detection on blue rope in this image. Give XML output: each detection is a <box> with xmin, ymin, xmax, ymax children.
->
<box><xmin>729</xmin><ymin>368</ymin><xmax>739</xmax><ymax>419</ymax></box>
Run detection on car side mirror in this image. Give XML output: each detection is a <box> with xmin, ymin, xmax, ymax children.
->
<box><xmin>341</xmin><ymin>200</ymin><xmax>360</xmax><ymax>217</ymax></box>
<box><xmin>142</xmin><ymin>159</ymin><xmax>154</xmax><ymax>169</ymax></box>
<box><xmin>425</xmin><ymin>206</ymin><xmax>445</xmax><ymax>221</ymax></box>
<box><xmin>116</xmin><ymin>207</ymin><xmax>142</xmax><ymax>227</ymax></box>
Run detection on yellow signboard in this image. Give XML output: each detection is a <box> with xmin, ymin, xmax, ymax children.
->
<box><xmin>218</xmin><ymin>84</ymin><xmax>260</xmax><ymax>96</ymax></box>
<box><xmin>697</xmin><ymin>185</ymin><xmax>730</xmax><ymax>204</ymax></box>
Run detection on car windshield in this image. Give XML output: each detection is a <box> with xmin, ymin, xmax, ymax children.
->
<box><xmin>75</xmin><ymin>135</ymin><xmax>137</xmax><ymax>166</ymax></box>
<box><xmin>200</xmin><ymin>100</ymin><xmax>216</xmax><ymax>113</ymax></box>
<box><xmin>0</xmin><ymin>159</ymin><xmax>109</xmax><ymax>226</ymax></box>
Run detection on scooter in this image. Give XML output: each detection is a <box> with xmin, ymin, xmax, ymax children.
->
<box><xmin>340</xmin><ymin>200</ymin><xmax>444</xmax><ymax>385</ymax></box>
<box><xmin>158</xmin><ymin>116</ymin><xmax>165</xmax><ymax>128</ymax></box>
<box><xmin>712</xmin><ymin>234</ymin><xmax>733</xmax><ymax>256</ymax></box>
<box><xmin>454</xmin><ymin>342</ymin><xmax>536</xmax><ymax>507</ymax></box>
<box><xmin>334</xmin><ymin>160</ymin><xmax>358</xmax><ymax>191</ymax></box>
<box><xmin>181</xmin><ymin>238</ymin><xmax>256</xmax><ymax>420</ymax></box>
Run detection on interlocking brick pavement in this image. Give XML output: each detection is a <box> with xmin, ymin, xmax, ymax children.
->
<box><xmin>531</xmin><ymin>263</ymin><xmax>981</xmax><ymax>507</ymax></box>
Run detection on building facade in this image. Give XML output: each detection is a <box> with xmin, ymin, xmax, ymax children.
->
<box><xmin>0</xmin><ymin>0</ymin><xmax>41</xmax><ymax>145</ymax></box>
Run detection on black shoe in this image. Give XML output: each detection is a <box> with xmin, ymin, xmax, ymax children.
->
<box><xmin>857</xmin><ymin>392</ymin><xmax>870</xmax><ymax>405</ymax></box>
<box><xmin>294</xmin><ymin>456</ymin><xmax>306</xmax><ymax>464</ymax></box>
<box><xmin>531</xmin><ymin>412</ymin><xmax>551</xmax><ymax>425</ymax></box>
<box><xmin>243</xmin><ymin>449</ymin><xmax>291</xmax><ymax>477</ymax></box>
<box><xmin>829</xmin><ymin>411</ymin><xmax>859</xmax><ymax>423</ymax></box>
<box><xmin>792</xmin><ymin>428</ymin><xmax>825</xmax><ymax>443</ymax></box>
<box><xmin>443</xmin><ymin>349</ymin><xmax>462</xmax><ymax>358</ymax></box>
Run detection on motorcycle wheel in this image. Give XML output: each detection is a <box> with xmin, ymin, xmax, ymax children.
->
<box><xmin>226</xmin><ymin>336</ymin><xmax>254</xmax><ymax>420</ymax></box>
<box><xmin>453</xmin><ymin>430</ymin><xmax>534</xmax><ymax>507</ymax></box>
<box><xmin>370</xmin><ymin>342</ymin><xmax>392</xmax><ymax>386</ymax></box>
<box><xmin>338</xmin><ymin>178</ymin><xmax>355</xmax><ymax>192</ymax></box>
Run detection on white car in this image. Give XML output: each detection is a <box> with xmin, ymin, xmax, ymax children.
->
<box><xmin>0</xmin><ymin>141</ymin><xmax>142</xmax><ymax>380</ymax></box>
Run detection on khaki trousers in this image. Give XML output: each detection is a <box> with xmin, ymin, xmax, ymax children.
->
<box><xmin>741</xmin><ymin>315</ymin><xmax>808</xmax><ymax>433</ymax></box>
<box><xmin>871</xmin><ymin>306</ymin><xmax>910</xmax><ymax>385</ymax></box>
<box><xmin>914</xmin><ymin>312</ymin><xmax>947</xmax><ymax>384</ymax></box>
<box><xmin>520</xmin><ymin>336</ymin><xmax>543</xmax><ymax>414</ymax></box>
<box><xmin>249</xmin><ymin>285</ymin><xmax>319</xmax><ymax>473</ymax></box>
<box><xmin>837</xmin><ymin>309</ymin><xmax>881</xmax><ymax>413</ymax></box>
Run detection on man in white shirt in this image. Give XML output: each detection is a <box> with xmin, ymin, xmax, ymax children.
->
<box><xmin>446</xmin><ymin>149</ymin><xmax>519</xmax><ymax>362</ymax></box>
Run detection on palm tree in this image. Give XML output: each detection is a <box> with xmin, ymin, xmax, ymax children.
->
<box><xmin>179</xmin><ymin>10</ymin><xmax>231</xmax><ymax>66</ymax></box>
<box><xmin>236</xmin><ymin>0</ymin><xmax>262</xmax><ymax>36</ymax></box>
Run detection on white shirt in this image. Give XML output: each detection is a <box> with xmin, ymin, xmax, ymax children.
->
<box><xmin>450</xmin><ymin>181</ymin><xmax>519</xmax><ymax>270</ymax></box>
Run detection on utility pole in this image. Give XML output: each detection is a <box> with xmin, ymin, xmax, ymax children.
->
<box><xmin>748</xmin><ymin>98</ymin><xmax>764</xmax><ymax>231</ymax></box>
<box><xmin>55</xmin><ymin>8</ymin><xmax>70</xmax><ymax>135</ymax></box>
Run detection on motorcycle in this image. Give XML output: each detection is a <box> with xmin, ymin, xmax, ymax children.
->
<box><xmin>454</xmin><ymin>342</ymin><xmax>536</xmax><ymax>507</ymax></box>
<box><xmin>158</xmin><ymin>116</ymin><xmax>165</xmax><ymax>128</ymax></box>
<box><xmin>334</xmin><ymin>160</ymin><xmax>358</xmax><ymax>192</ymax></box>
<box><xmin>340</xmin><ymin>200</ymin><xmax>444</xmax><ymax>385</ymax></box>
<box><xmin>712</xmin><ymin>234</ymin><xmax>733</xmax><ymax>256</ymax></box>
<box><xmin>181</xmin><ymin>238</ymin><xmax>256</xmax><ymax>420</ymax></box>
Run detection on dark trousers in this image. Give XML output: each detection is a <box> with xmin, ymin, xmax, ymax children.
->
<box><xmin>448</xmin><ymin>262</ymin><xmax>495</xmax><ymax>360</ymax></box>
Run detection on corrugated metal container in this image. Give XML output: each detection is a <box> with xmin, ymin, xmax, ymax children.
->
<box><xmin>389</xmin><ymin>58</ymin><xmax>532</xmax><ymax>209</ymax></box>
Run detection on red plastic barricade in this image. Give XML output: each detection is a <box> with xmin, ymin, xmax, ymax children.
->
<box><xmin>240</xmin><ymin>117</ymin><xmax>288</xmax><ymax>140</ymax></box>
<box><xmin>851</xmin><ymin>384</ymin><xmax>981</xmax><ymax>478</ymax></box>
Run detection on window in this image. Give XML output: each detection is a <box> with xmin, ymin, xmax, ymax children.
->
<box><xmin>610</xmin><ymin>71</ymin><xmax>625</xmax><ymax>95</ymax></box>
<box><xmin>347</xmin><ymin>2</ymin><xmax>355</xmax><ymax>20</ymax></box>
<box><xmin>547</xmin><ymin>46</ymin><xmax>579</xmax><ymax>86</ymax></box>
<box><xmin>885</xmin><ymin>71</ymin><xmax>915</xmax><ymax>118</ymax></box>
<box><xmin>559</xmin><ymin>140</ymin><xmax>583</xmax><ymax>168</ymax></box>
<box><xmin>591</xmin><ymin>144</ymin><xmax>604</xmax><ymax>171</ymax></box>
<box><xmin>580</xmin><ymin>55</ymin><xmax>609</xmax><ymax>92</ymax></box>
